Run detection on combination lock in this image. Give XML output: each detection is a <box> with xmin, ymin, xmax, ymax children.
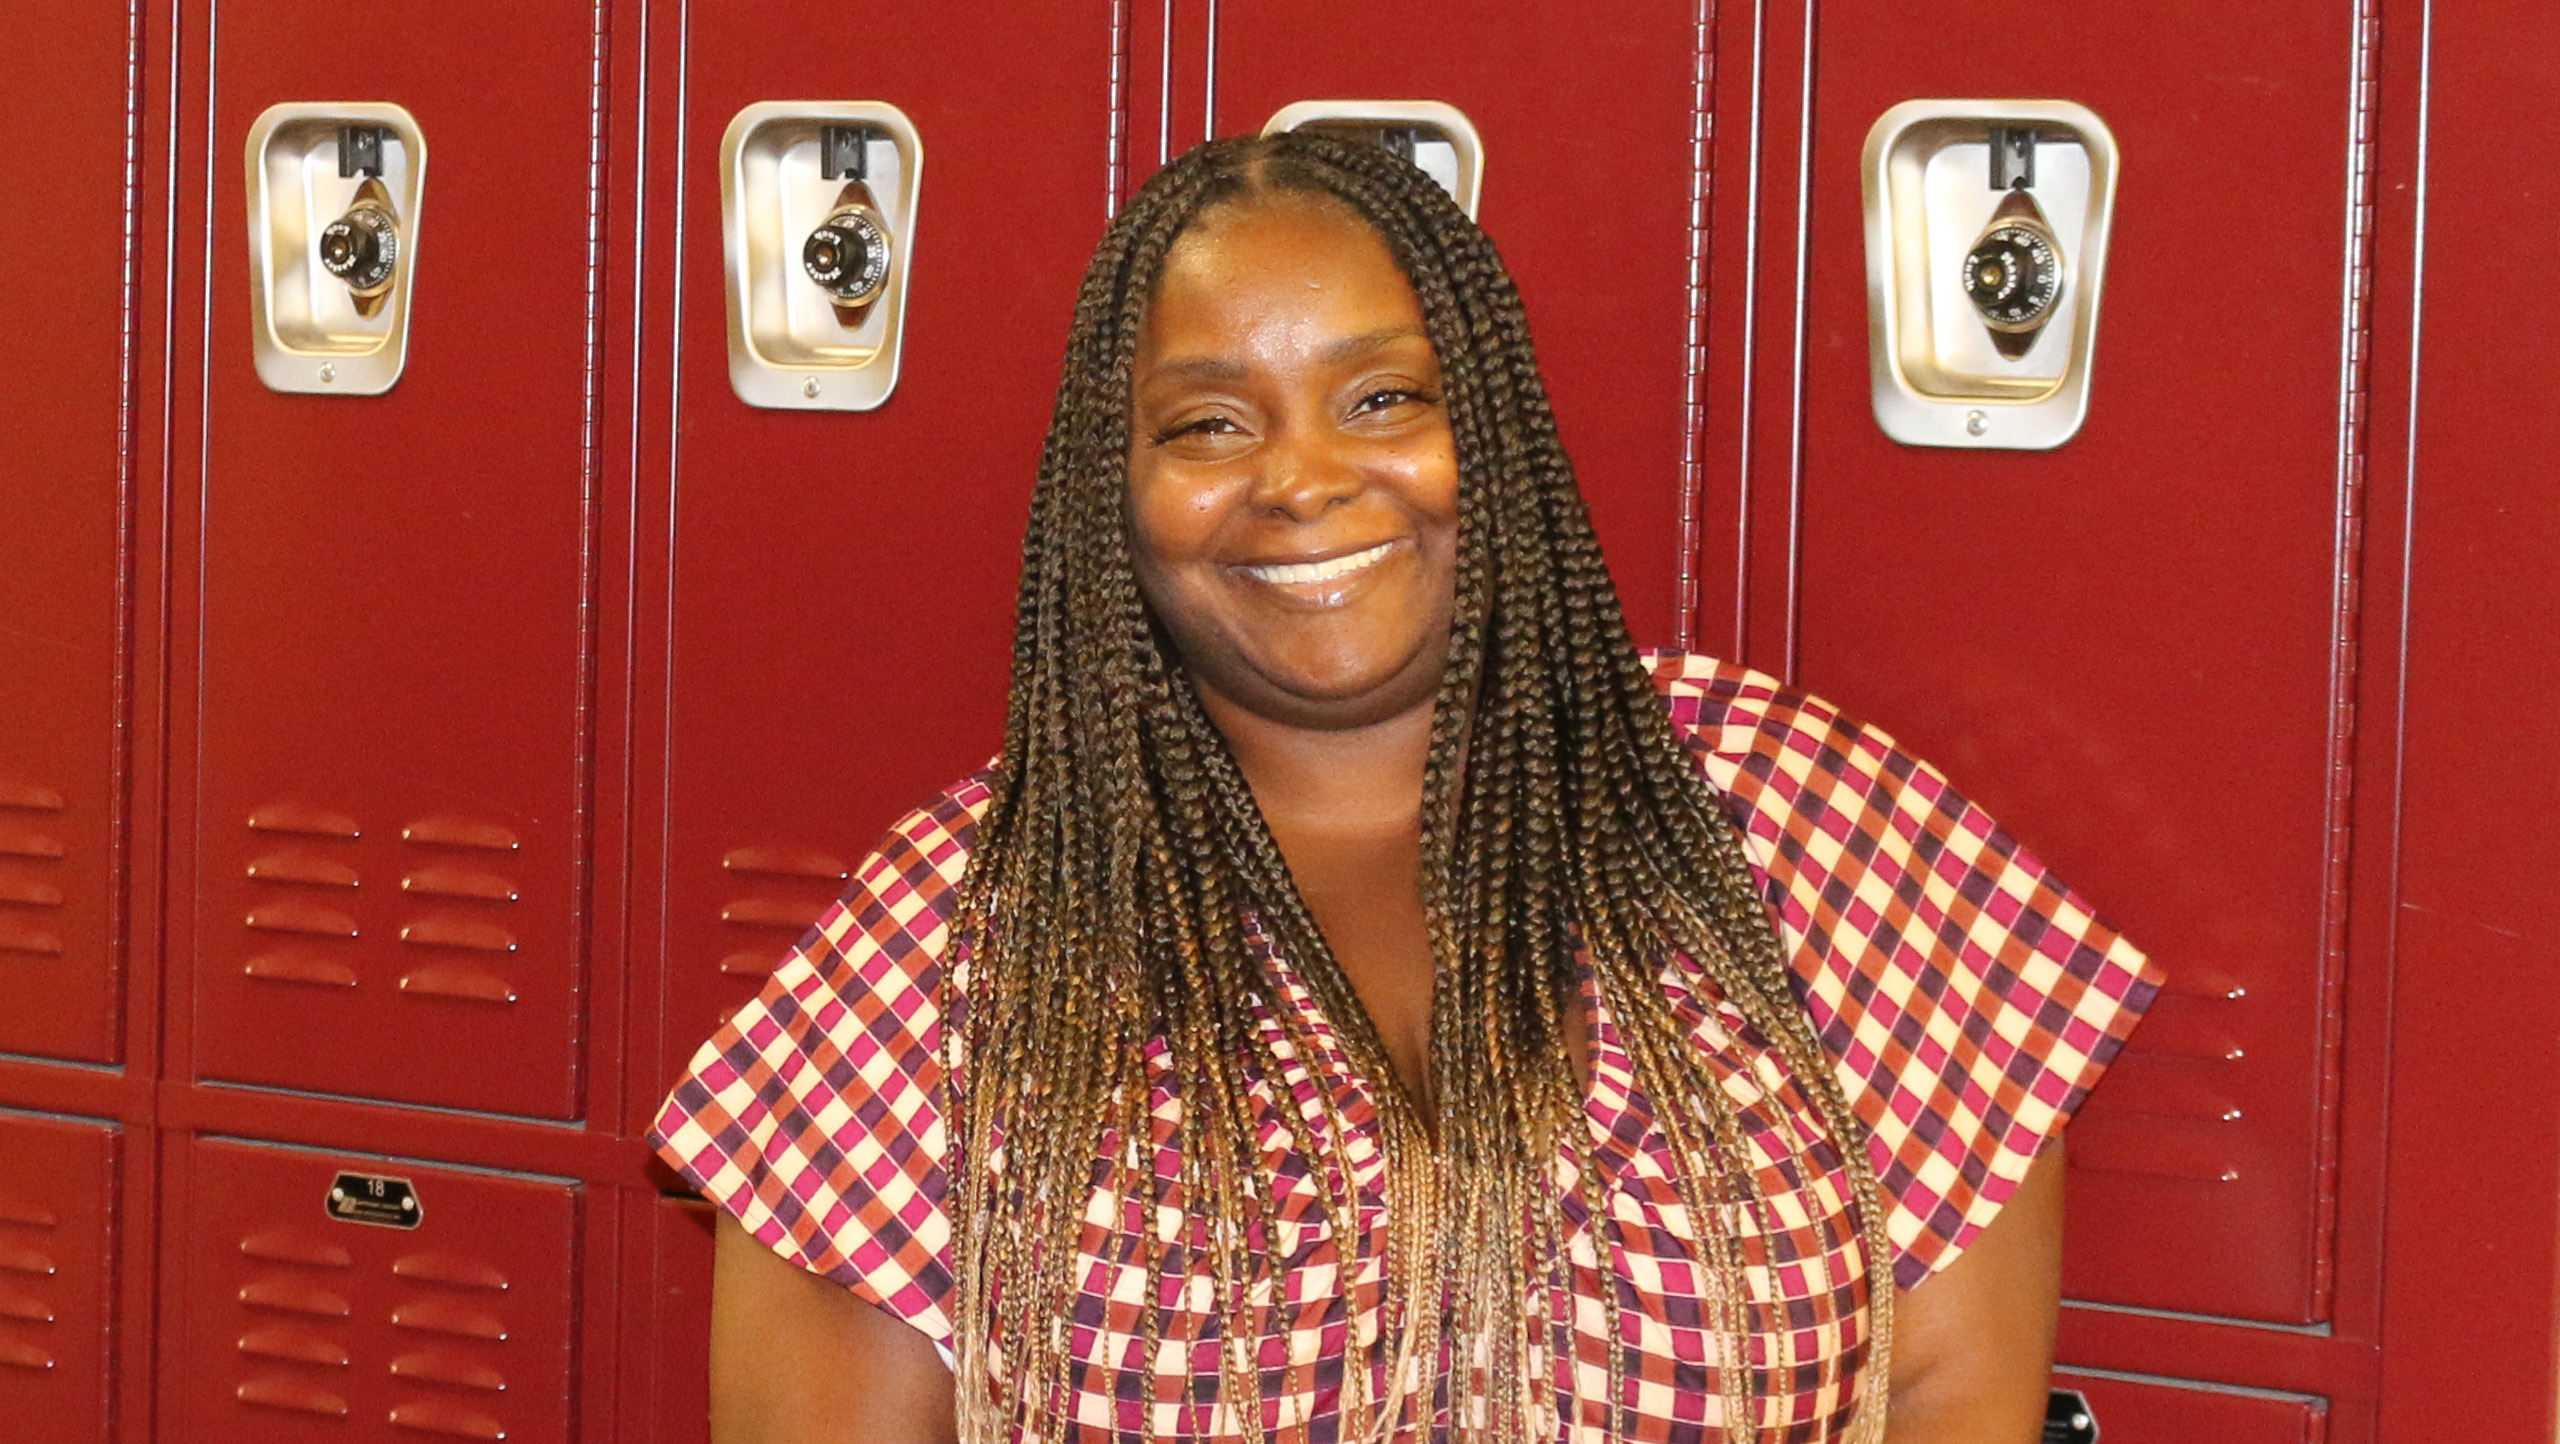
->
<box><xmin>318</xmin><ymin>176</ymin><xmax>402</xmax><ymax>318</ymax></box>
<box><xmin>802</xmin><ymin>188</ymin><xmax>892</xmax><ymax>327</ymax></box>
<box><xmin>1963</xmin><ymin>188</ymin><xmax>2064</xmax><ymax>359</ymax></box>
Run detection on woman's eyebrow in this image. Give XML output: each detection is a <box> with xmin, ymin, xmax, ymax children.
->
<box><xmin>1319</xmin><ymin>326</ymin><xmax>1429</xmax><ymax>365</ymax></box>
<box><xmin>1144</xmin><ymin>327</ymin><xmax>1429</xmax><ymax>385</ymax></box>
<box><xmin>1148</xmin><ymin>355</ymin><xmax>1249</xmax><ymax>383</ymax></box>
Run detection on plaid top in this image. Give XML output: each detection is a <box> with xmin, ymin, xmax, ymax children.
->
<box><xmin>653</xmin><ymin>652</ymin><xmax>2160</xmax><ymax>1441</ymax></box>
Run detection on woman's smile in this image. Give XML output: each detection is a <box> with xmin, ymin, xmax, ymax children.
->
<box><xmin>1234</xmin><ymin>538</ymin><xmax>1403</xmax><ymax>598</ymax></box>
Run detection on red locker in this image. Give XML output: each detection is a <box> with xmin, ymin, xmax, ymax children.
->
<box><xmin>1211</xmin><ymin>2</ymin><xmax>1709</xmax><ymax>640</ymax></box>
<box><xmin>0</xmin><ymin>1111</ymin><xmax>120</xmax><ymax>1444</ymax></box>
<box><xmin>1783</xmin><ymin>0</ymin><xmax>2371</xmax><ymax>1327</ymax></box>
<box><xmin>182</xmin><ymin>0</ymin><xmax>620</xmax><ymax>1118</ymax></box>
<box><xmin>0</xmin><ymin>0</ymin><xmax>147</xmax><ymax>1064</ymax></box>
<box><xmin>171</xmin><ymin>1136</ymin><xmax>576</xmax><ymax>1444</ymax></box>
<box><xmin>643</xmin><ymin>3</ymin><xmax>1117</xmax><ymax>1104</ymax></box>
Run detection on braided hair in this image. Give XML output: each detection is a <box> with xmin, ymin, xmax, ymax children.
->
<box><xmin>947</xmin><ymin>131</ymin><xmax>1893</xmax><ymax>1443</ymax></box>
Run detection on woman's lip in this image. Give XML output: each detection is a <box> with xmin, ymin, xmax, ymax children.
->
<box><xmin>1234</xmin><ymin>540</ymin><xmax>1399</xmax><ymax>587</ymax></box>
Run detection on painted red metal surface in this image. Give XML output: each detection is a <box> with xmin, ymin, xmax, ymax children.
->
<box><xmin>183</xmin><ymin>0</ymin><xmax>614</xmax><ymax>1118</ymax></box>
<box><xmin>2373</xmin><ymin>2</ymin><xmax>2560</xmax><ymax>1438</ymax></box>
<box><xmin>0</xmin><ymin>1110</ymin><xmax>120</xmax><ymax>1443</ymax></box>
<box><xmin>0</xmin><ymin>0</ymin><xmax>145</xmax><ymax>1064</ymax></box>
<box><xmin>1780</xmin><ymin>0</ymin><xmax>2371</xmax><ymax>1328</ymax></box>
<box><xmin>167</xmin><ymin>1136</ymin><xmax>577</xmax><ymax>1444</ymax></box>
<box><xmin>640</xmin><ymin>4</ymin><xmax>1117</xmax><ymax>1112</ymax></box>
<box><xmin>1210</xmin><ymin>0</ymin><xmax>1709</xmax><ymax>645</ymax></box>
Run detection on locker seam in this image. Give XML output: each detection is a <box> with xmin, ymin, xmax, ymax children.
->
<box><xmin>1673</xmin><ymin>0</ymin><xmax>1718</xmax><ymax>651</ymax></box>
<box><xmin>2307</xmin><ymin>0</ymin><xmax>2386</xmax><ymax>1327</ymax></box>
<box><xmin>1108</xmin><ymin>0</ymin><xmax>1129</xmax><ymax>215</ymax></box>
<box><xmin>2053</xmin><ymin>1363</ymin><xmax>2331</xmax><ymax>1409</ymax></box>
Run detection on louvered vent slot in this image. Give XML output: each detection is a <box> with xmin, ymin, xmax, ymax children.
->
<box><xmin>232</xmin><ymin>1226</ymin><xmax>356</xmax><ymax>1418</ymax></box>
<box><xmin>396</xmin><ymin>815</ymin><xmax>524</xmax><ymax>1008</ymax></box>
<box><xmin>0</xmin><ymin>781</ymin><xmax>68</xmax><ymax>960</ymax></box>
<box><xmin>387</xmin><ymin>1244</ymin><xmax>515</xmax><ymax>1439</ymax></box>
<box><xmin>242</xmin><ymin>806</ymin><xmax>365</xmax><ymax>991</ymax></box>
<box><xmin>713</xmin><ymin>843</ymin><xmax>851</xmax><ymax>992</ymax></box>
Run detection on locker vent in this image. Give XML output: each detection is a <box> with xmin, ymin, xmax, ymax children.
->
<box><xmin>0</xmin><ymin>781</ymin><xmax>67</xmax><ymax>960</ymax></box>
<box><xmin>0</xmin><ymin>1210</ymin><xmax>58</xmax><ymax>1373</ymax></box>
<box><xmin>712</xmin><ymin>843</ymin><xmax>851</xmax><ymax>1007</ymax></box>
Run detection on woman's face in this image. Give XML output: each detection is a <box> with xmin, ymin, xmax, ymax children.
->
<box><xmin>1127</xmin><ymin>195</ymin><xmax>1461</xmax><ymax>733</ymax></box>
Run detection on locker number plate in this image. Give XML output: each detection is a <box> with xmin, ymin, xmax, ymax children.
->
<box><xmin>327</xmin><ymin>1170</ymin><xmax>423</xmax><ymax>1229</ymax></box>
<box><xmin>2044</xmin><ymin>1388</ymin><xmax>2098</xmax><ymax>1444</ymax></box>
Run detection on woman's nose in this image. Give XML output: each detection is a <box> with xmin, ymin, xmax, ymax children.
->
<box><xmin>1248</xmin><ymin>430</ymin><xmax>1363</xmax><ymax>521</ymax></box>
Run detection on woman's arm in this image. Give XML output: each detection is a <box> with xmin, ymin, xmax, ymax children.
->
<box><xmin>1884</xmin><ymin>1138</ymin><xmax>2067</xmax><ymax>1444</ymax></box>
<box><xmin>709</xmin><ymin>1211</ymin><xmax>958</xmax><ymax>1444</ymax></box>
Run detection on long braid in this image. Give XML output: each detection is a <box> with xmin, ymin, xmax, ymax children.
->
<box><xmin>950</xmin><ymin>131</ymin><xmax>1894</xmax><ymax>1443</ymax></box>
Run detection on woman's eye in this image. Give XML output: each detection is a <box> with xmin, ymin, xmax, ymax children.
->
<box><xmin>1353</xmin><ymin>387</ymin><xmax>1437</xmax><ymax>417</ymax></box>
<box><xmin>1155</xmin><ymin>415</ymin><xmax>1239</xmax><ymax>444</ymax></box>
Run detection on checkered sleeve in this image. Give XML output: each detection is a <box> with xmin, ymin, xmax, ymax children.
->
<box><xmin>1647</xmin><ymin>651</ymin><xmax>2162</xmax><ymax>1289</ymax></box>
<box><xmin>648</xmin><ymin>777</ymin><xmax>992</xmax><ymax>1350</ymax></box>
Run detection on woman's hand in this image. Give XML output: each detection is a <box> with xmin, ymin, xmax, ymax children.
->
<box><xmin>709</xmin><ymin>1211</ymin><xmax>957</xmax><ymax>1444</ymax></box>
<box><xmin>1884</xmin><ymin>1139</ymin><xmax>2067</xmax><ymax>1444</ymax></box>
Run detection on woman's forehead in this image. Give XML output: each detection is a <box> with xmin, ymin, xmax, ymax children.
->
<box><xmin>1145</xmin><ymin>196</ymin><xmax>1425</xmax><ymax>354</ymax></box>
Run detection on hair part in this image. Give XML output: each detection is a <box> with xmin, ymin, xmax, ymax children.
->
<box><xmin>948</xmin><ymin>130</ymin><xmax>1893</xmax><ymax>1444</ymax></box>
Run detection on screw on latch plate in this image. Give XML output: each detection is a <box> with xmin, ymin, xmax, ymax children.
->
<box><xmin>820</xmin><ymin>125</ymin><xmax>872</xmax><ymax>182</ymax></box>
<box><xmin>1989</xmin><ymin>127</ymin><xmax>2037</xmax><ymax>191</ymax></box>
<box><xmin>337</xmin><ymin>125</ymin><xmax>388</xmax><ymax>179</ymax></box>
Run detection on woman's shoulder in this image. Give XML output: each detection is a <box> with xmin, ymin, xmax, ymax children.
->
<box><xmin>786</xmin><ymin>769</ymin><xmax>998</xmax><ymax>1002</ymax></box>
<box><xmin>1637</xmin><ymin>648</ymin><xmax>1906</xmax><ymax>777</ymax></box>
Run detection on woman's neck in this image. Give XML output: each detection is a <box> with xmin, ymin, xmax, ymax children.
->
<box><xmin>1194</xmin><ymin>687</ymin><xmax>1434</xmax><ymax>840</ymax></box>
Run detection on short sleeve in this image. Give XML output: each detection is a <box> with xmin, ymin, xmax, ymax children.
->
<box><xmin>647</xmin><ymin>777</ymin><xmax>991</xmax><ymax>1352</ymax></box>
<box><xmin>1648</xmin><ymin>651</ymin><xmax>2163</xmax><ymax>1289</ymax></box>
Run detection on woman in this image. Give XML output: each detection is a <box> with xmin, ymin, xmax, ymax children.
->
<box><xmin>654</xmin><ymin>132</ymin><xmax>2156</xmax><ymax>1443</ymax></box>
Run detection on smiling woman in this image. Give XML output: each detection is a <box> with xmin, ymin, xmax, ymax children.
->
<box><xmin>651</xmin><ymin>132</ymin><xmax>2159</xmax><ymax>1444</ymax></box>
<box><xmin>1127</xmin><ymin>202</ymin><xmax>1460</xmax><ymax>733</ymax></box>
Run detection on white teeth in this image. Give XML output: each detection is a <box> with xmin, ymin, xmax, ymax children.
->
<box><xmin>1242</xmin><ymin>541</ymin><xmax>1395</xmax><ymax>586</ymax></box>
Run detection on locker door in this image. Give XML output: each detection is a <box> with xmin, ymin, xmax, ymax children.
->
<box><xmin>0</xmin><ymin>1110</ymin><xmax>119</xmax><ymax>1444</ymax></box>
<box><xmin>173</xmin><ymin>1136</ymin><xmax>577</xmax><ymax>1444</ymax></box>
<box><xmin>0</xmin><ymin>0</ymin><xmax>147</xmax><ymax>1063</ymax></box>
<box><xmin>1787</xmin><ymin>1</ymin><xmax>2371</xmax><ymax>1326</ymax></box>
<box><xmin>1212</xmin><ymin>3</ymin><xmax>1707</xmax><ymax>642</ymax></box>
<box><xmin>188</xmin><ymin>0</ymin><xmax>616</xmax><ymax>1118</ymax></box>
<box><xmin>649</xmin><ymin>5</ymin><xmax>1115</xmax><ymax>1094</ymax></box>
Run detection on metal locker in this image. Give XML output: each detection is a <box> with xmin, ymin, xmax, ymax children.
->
<box><xmin>185</xmin><ymin>0</ymin><xmax>617</xmax><ymax>1118</ymax></box>
<box><xmin>0</xmin><ymin>0</ymin><xmax>149</xmax><ymax>1065</ymax></box>
<box><xmin>174</xmin><ymin>1136</ymin><xmax>576</xmax><ymax>1444</ymax></box>
<box><xmin>1211</xmin><ymin>1</ymin><xmax>1712</xmax><ymax>643</ymax></box>
<box><xmin>645</xmin><ymin>2</ymin><xmax>1117</xmax><ymax>1107</ymax></box>
<box><xmin>0</xmin><ymin>1110</ymin><xmax>119</xmax><ymax>1444</ymax></box>
<box><xmin>1790</xmin><ymin>0</ymin><xmax>2369</xmax><ymax>1330</ymax></box>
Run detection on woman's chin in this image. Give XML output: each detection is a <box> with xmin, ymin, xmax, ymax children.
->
<box><xmin>1220</xmin><ymin>652</ymin><xmax>1445</xmax><ymax>731</ymax></box>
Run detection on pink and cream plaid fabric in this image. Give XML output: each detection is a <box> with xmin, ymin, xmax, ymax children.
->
<box><xmin>652</xmin><ymin>652</ymin><xmax>2160</xmax><ymax>1441</ymax></box>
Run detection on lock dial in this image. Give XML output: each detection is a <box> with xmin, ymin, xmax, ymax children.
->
<box><xmin>1962</xmin><ymin>189</ymin><xmax>2065</xmax><ymax>359</ymax></box>
<box><xmin>318</xmin><ymin>177</ymin><xmax>401</xmax><ymax>318</ymax></box>
<box><xmin>802</xmin><ymin>183</ymin><xmax>892</xmax><ymax>328</ymax></box>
